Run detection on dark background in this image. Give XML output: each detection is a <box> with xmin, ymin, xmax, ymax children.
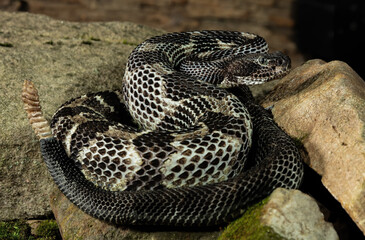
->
<box><xmin>294</xmin><ymin>0</ymin><xmax>364</xmax><ymax>79</ymax></box>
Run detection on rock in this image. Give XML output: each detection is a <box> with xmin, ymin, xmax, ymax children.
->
<box><xmin>0</xmin><ymin>11</ymin><xmax>163</xmax><ymax>221</ymax></box>
<box><xmin>262</xmin><ymin>60</ymin><xmax>365</xmax><ymax>235</ymax></box>
<box><xmin>27</xmin><ymin>219</ymin><xmax>60</xmax><ymax>239</ymax></box>
<box><xmin>219</xmin><ymin>188</ymin><xmax>339</xmax><ymax>240</ymax></box>
<box><xmin>2</xmin><ymin>0</ymin><xmax>305</xmax><ymax>69</ymax></box>
<box><xmin>50</xmin><ymin>188</ymin><xmax>220</xmax><ymax>240</ymax></box>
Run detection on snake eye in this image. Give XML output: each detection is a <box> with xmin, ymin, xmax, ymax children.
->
<box><xmin>258</xmin><ymin>56</ymin><xmax>268</xmax><ymax>65</ymax></box>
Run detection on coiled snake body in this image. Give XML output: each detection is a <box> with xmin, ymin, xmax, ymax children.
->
<box><xmin>22</xmin><ymin>31</ymin><xmax>303</xmax><ymax>226</ymax></box>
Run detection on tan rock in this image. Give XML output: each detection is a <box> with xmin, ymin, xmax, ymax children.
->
<box><xmin>263</xmin><ymin>59</ymin><xmax>365</xmax><ymax>235</ymax></box>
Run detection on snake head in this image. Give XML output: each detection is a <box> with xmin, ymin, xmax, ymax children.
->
<box><xmin>219</xmin><ymin>51</ymin><xmax>291</xmax><ymax>87</ymax></box>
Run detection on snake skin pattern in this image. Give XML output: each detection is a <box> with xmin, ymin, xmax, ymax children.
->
<box><xmin>22</xmin><ymin>31</ymin><xmax>304</xmax><ymax>226</ymax></box>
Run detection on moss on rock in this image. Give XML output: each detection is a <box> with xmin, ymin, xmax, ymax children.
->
<box><xmin>0</xmin><ymin>220</ymin><xmax>31</xmax><ymax>240</ymax></box>
<box><xmin>218</xmin><ymin>198</ymin><xmax>285</xmax><ymax>240</ymax></box>
<box><xmin>0</xmin><ymin>219</ymin><xmax>60</xmax><ymax>240</ymax></box>
<box><xmin>35</xmin><ymin>220</ymin><xmax>59</xmax><ymax>240</ymax></box>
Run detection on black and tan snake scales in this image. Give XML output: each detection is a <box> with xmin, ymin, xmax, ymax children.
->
<box><xmin>22</xmin><ymin>31</ymin><xmax>303</xmax><ymax>226</ymax></box>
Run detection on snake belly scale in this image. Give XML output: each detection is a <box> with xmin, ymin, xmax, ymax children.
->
<box><xmin>22</xmin><ymin>30</ymin><xmax>304</xmax><ymax>226</ymax></box>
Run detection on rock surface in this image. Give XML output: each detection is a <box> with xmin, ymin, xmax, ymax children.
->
<box><xmin>0</xmin><ymin>11</ymin><xmax>163</xmax><ymax>221</ymax></box>
<box><xmin>1</xmin><ymin>0</ymin><xmax>305</xmax><ymax>69</ymax></box>
<box><xmin>262</xmin><ymin>59</ymin><xmax>365</xmax><ymax>235</ymax></box>
<box><xmin>50</xmin><ymin>188</ymin><xmax>220</xmax><ymax>240</ymax></box>
<box><xmin>51</xmin><ymin>187</ymin><xmax>338</xmax><ymax>240</ymax></box>
<box><xmin>219</xmin><ymin>188</ymin><xmax>338</xmax><ymax>240</ymax></box>
<box><xmin>261</xmin><ymin>189</ymin><xmax>338</xmax><ymax>240</ymax></box>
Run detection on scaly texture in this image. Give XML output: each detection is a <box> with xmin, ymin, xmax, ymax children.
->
<box><xmin>22</xmin><ymin>31</ymin><xmax>303</xmax><ymax>226</ymax></box>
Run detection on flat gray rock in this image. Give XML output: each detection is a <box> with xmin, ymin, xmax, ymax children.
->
<box><xmin>219</xmin><ymin>188</ymin><xmax>338</xmax><ymax>240</ymax></box>
<box><xmin>0</xmin><ymin>11</ymin><xmax>163</xmax><ymax>221</ymax></box>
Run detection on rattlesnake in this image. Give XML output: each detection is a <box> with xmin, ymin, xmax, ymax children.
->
<box><xmin>22</xmin><ymin>31</ymin><xmax>303</xmax><ymax>226</ymax></box>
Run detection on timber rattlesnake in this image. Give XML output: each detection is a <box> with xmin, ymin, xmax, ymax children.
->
<box><xmin>22</xmin><ymin>31</ymin><xmax>303</xmax><ymax>226</ymax></box>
